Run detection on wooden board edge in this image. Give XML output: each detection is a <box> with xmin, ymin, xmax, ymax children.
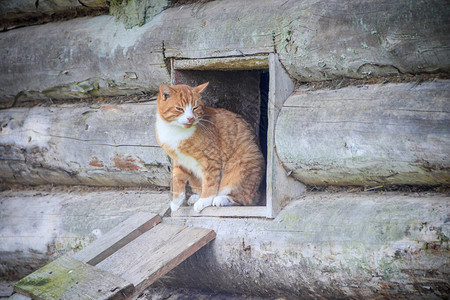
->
<box><xmin>13</xmin><ymin>256</ymin><xmax>135</xmax><ymax>300</ymax></box>
<box><xmin>266</xmin><ymin>53</ymin><xmax>306</xmax><ymax>218</ymax></box>
<box><xmin>13</xmin><ymin>286</ymin><xmax>42</xmax><ymax>300</ymax></box>
<box><xmin>173</xmin><ymin>55</ymin><xmax>269</xmax><ymax>71</ymax></box>
<box><xmin>171</xmin><ymin>206</ymin><xmax>267</xmax><ymax>218</ymax></box>
<box><xmin>134</xmin><ymin>229</ymin><xmax>216</xmax><ymax>294</ymax></box>
<box><xmin>15</xmin><ymin>283</ymin><xmax>135</xmax><ymax>300</ymax></box>
<box><xmin>6</xmin><ymin>294</ymin><xmax>31</xmax><ymax>300</ymax></box>
<box><xmin>87</xmin><ymin>214</ymin><xmax>162</xmax><ymax>265</ymax></box>
<box><xmin>74</xmin><ymin>213</ymin><xmax>162</xmax><ymax>266</ymax></box>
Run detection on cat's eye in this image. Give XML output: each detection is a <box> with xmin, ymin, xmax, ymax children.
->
<box><xmin>193</xmin><ymin>106</ymin><xmax>199</xmax><ymax>111</ymax></box>
<box><xmin>175</xmin><ymin>107</ymin><xmax>184</xmax><ymax>112</ymax></box>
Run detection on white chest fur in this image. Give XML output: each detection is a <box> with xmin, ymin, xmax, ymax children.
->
<box><xmin>156</xmin><ymin>113</ymin><xmax>202</xmax><ymax>178</ymax></box>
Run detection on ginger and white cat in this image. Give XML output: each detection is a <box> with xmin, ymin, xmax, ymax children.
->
<box><xmin>155</xmin><ymin>82</ymin><xmax>264</xmax><ymax>212</ymax></box>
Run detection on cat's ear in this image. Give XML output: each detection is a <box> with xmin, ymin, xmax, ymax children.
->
<box><xmin>193</xmin><ymin>82</ymin><xmax>209</xmax><ymax>94</ymax></box>
<box><xmin>159</xmin><ymin>84</ymin><xmax>174</xmax><ymax>101</ymax></box>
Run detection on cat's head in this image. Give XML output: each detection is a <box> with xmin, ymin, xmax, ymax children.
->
<box><xmin>157</xmin><ymin>82</ymin><xmax>209</xmax><ymax>128</ymax></box>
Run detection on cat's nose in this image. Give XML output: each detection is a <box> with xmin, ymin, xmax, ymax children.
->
<box><xmin>187</xmin><ymin>117</ymin><xmax>195</xmax><ymax>123</ymax></box>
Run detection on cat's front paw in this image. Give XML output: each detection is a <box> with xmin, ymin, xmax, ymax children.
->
<box><xmin>212</xmin><ymin>195</ymin><xmax>236</xmax><ymax>207</ymax></box>
<box><xmin>170</xmin><ymin>192</ymin><xmax>185</xmax><ymax>212</ymax></box>
<box><xmin>193</xmin><ymin>196</ymin><xmax>214</xmax><ymax>212</ymax></box>
<box><xmin>187</xmin><ymin>194</ymin><xmax>199</xmax><ymax>206</ymax></box>
<box><xmin>170</xmin><ymin>201</ymin><xmax>181</xmax><ymax>212</ymax></box>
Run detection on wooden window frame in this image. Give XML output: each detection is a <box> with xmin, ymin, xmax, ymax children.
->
<box><xmin>169</xmin><ymin>53</ymin><xmax>305</xmax><ymax>219</ymax></box>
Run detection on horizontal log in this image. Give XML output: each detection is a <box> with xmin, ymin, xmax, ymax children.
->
<box><xmin>3</xmin><ymin>189</ymin><xmax>448</xmax><ymax>298</ymax></box>
<box><xmin>276</xmin><ymin>81</ymin><xmax>450</xmax><ymax>186</ymax></box>
<box><xmin>0</xmin><ymin>0</ymin><xmax>107</xmax><ymax>18</ymax></box>
<box><xmin>0</xmin><ymin>188</ymin><xmax>169</xmax><ymax>280</ymax></box>
<box><xmin>0</xmin><ymin>103</ymin><xmax>171</xmax><ymax>187</ymax></box>
<box><xmin>0</xmin><ymin>0</ymin><xmax>108</xmax><ymax>30</ymax></box>
<box><xmin>0</xmin><ymin>15</ymin><xmax>170</xmax><ymax>107</ymax></box>
<box><xmin>276</xmin><ymin>0</ymin><xmax>450</xmax><ymax>80</ymax></box>
<box><xmin>156</xmin><ymin>192</ymin><xmax>449</xmax><ymax>298</ymax></box>
<box><xmin>163</xmin><ymin>0</ymin><xmax>450</xmax><ymax>80</ymax></box>
<box><xmin>1</xmin><ymin>0</ymin><xmax>449</xmax><ymax>104</ymax></box>
<box><xmin>109</xmin><ymin>0</ymin><xmax>168</xmax><ymax>29</ymax></box>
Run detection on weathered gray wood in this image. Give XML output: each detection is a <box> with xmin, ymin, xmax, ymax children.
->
<box><xmin>172</xmin><ymin>206</ymin><xmax>267</xmax><ymax>218</ymax></box>
<box><xmin>109</xmin><ymin>0</ymin><xmax>168</xmax><ymax>29</ymax></box>
<box><xmin>7</xmin><ymin>293</ymin><xmax>31</xmax><ymax>300</ymax></box>
<box><xmin>73</xmin><ymin>212</ymin><xmax>162</xmax><ymax>265</ymax></box>
<box><xmin>0</xmin><ymin>103</ymin><xmax>171</xmax><ymax>187</ymax></box>
<box><xmin>97</xmin><ymin>224</ymin><xmax>216</xmax><ymax>294</ymax></box>
<box><xmin>0</xmin><ymin>15</ymin><xmax>169</xmax><ymax>107</ymax></box>
<box><xmin>0</xmin><ymin>0</ymin><xmax>107</xmax><ymax>20</ymax></box>
<box><xmin>276</xmin><ymin>0</ymin><xmax>450</xmax><ymax>81</ymax></box>
<box><xmin>1</xmin><ymin>0</ymin><xmax>448</xmax><ymax>104</ymax></box>
<box><xmin>0</xmin><ymin>1</ymin><xmax>109</xmax><ymax>33</ymax></box>
<box><xmin>149</xmin><ymin>0</ymin><xmax>450</xmax><ymax>78</ymax></box>
<box><xmin>266</xmin><ymin>53</ymin><xmax>305</xmax><ymax>218</ymax></box>
<box><xmin>4</xmin><ymin>190</ymin><xmax>450</xmax><ymax>298</ymax></box>
<box><xmin>173</xmin><ymin>56</ymin><xmax>269</xmax><ymax>71</ymax></box>
<box><xmin>276</xmin><ymin>81</ymin><xmax>450</xmax><ymax>186</ymax></box>
<box><xmin>157</xmin><ymin>192</ymin><xmax>450</xmax><ymax>299</ymax></box>
<box><xmin>0</xmin><ymin>188</ymin><xmax>170</xmax><ymax>281</ymax></box>
<box><xmin>14</xmin><ymin>256</ymin><xmax>134</xmax><ymax>300</ymax></box>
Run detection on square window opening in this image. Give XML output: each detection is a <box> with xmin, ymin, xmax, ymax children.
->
<box><xmin>172</xmin><ymin>69</ymin><xmax>269</xmax><ymax>208</ymax></box>
<box><xmin>169</xmin><ymin>55</ymin><xmax>304</xmax><ymax>218</ymax></box>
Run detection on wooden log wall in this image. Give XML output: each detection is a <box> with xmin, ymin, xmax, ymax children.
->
<box><xmin>0</xmin><ymin>0</ymin><xmax>448</xmax><ymax>187</ymax></box>
<box><xmin>158</xmin><ymin>192</ymin><xmax>449</xmax><ymax>299</ymax></box>
<box><xmin>0</xmin><ymin>0</ymin><xmax>108</xmax><ymax>19</ymax></box>
<box><xmin>0</xmin><ymin>0</ymin><xmax>108</xmax><ymax>30</ymax></box>
<box><xmin>1</xmin><ymin>1</ymin><xmax>449</xmax><ymax>298</ymax></box>
<box><xmin>0</xmin><ymin>103</ymin><xmax>171</xmax><ymax>187</ymax></box>
<box><xmin>0</xmin><ymin>0</ymin><xmax>448</xmax><ymax>106</ymax></box>
<box><xmin>276</xmin><ymin>81</ymin><xmax>450</xmax><ymax>186</ymax></box>
<box><xmin>0</xmin><ymin>188</ymin><xmax>169</xmax><ymax>281</ymax></box>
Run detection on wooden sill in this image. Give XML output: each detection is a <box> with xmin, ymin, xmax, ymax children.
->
<box><xmin>171</xmin><ymin>206</ymin><xmax>268</xmax><ymax>218</ymax></box>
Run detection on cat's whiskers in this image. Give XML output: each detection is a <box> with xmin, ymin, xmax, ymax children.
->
<box><xmin>198</xmin><ymin>118</ymin><xmax>215</xmax><ymax>126</ymax></box>
<box><xmin>197</xmin><ymin>120</ymin><xmax>215</xmax><ymax>137</ymax></box>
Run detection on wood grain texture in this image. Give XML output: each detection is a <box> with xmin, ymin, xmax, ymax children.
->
<box><xmin>173</xmin><ymin>56</ymin><xmax>269</xmax><ymax>71</ymax></box>
<box><xmin>0</xmin><ymin>188</ymin><xmax>170</xmax><ymax>281</ymax></box>
<box><xmin>171</xmin><ymin>206</ymin><xmax>267</xmax><ymax>218</ymax></box>
<box><xmin>0</xmin><ymin>103</ymin><xmax>171</xmax><ymax>187</ymax></box>
<box><xmin>266</xmin><ymin>54</ymin><xmax>305</xmax><ymax>218</ymax></box>
<box><xmin>1</xmin><ymin>0</ymin><xmax>448</xmax><ymax>104</ymax></box>
<box><xmin>157</xmin><ymin>192</ymin><xmax>450</xmax><ymax>299</ymax></box>
<box><xmin>73</xmin><ymin>212</ymin><xmax>162</xmax><ymax>265</ymax></box>
<box><xmin>14</xmin><ymin>256</ymin><xmax>134</xmax><ymax>300</ymax></box>
<box><xmin>276</xmin><ymin>0</ymin><xmax>450</xmax><ymax>81</ymax></box>
<box><xmin>0</xmin><ymin>0</ymin><xmax>107</xmax><ymax>19</ymax></box>
<box><xmin>97</xmin><ymin>224</ymin><xmax>216</xmax><ymax>294</ymax></box>
<box><xmin>7</xmin><ymin>293</ymin><xmax>31</xmax><ymax>300</ymax></box>
<box><xmin>276</xmin><ymin>81</ymin><xmax>450</xmax><ymax>186</ymax></box>
<box><xmin>0</xmin><ymin>15</ymin><xmax>168</xmax><ymax>106</ymax></box>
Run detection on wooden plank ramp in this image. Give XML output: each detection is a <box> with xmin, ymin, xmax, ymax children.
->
<box><xmin>13</xmin><ymin>213</ymin><xmax>216</xmax><ymax>299</ymax></box>
<box><xmin>73</xmin><ymin>212</ymin><xmax>163</xmax><ymax>266</ymax></box>
<box><xmin>14</xmin><ymin>256</ymin><xmax>134</xmax><ymax>300</ymax></box>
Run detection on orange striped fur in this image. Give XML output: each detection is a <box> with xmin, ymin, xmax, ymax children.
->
<box><xmin>155</xmin><ymin>82</ymin><xmax>264</xmax><ymax>212</ymax></box>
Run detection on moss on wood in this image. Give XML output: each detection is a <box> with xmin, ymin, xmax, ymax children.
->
<box><xmin>110</xmin><ymin>0</ymin><xmax>168</xmax><ymax>28</ymax></box>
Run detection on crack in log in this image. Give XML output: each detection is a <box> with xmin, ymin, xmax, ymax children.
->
<box><xmin>5</xmin><ymin>129</ymin><xmax>159</xmax><ymax>148</ymax></box>
<box><xmin>389</xmin><ymin>109</ymin><xmax>450</xmax><ymax>113</ymax></box>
